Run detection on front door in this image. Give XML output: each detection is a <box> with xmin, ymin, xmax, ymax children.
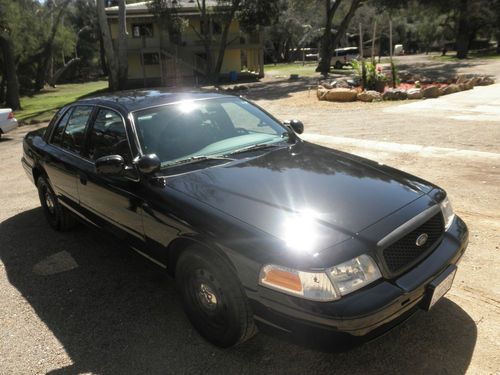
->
<box><xmin>44</xmin><ymin>105</ymin><xmax>94</xmax><ymax>210</ymax></box>
<box><xmin>77</xmin><ymin>107</ymin><xmax>145</xmax><ymax>249</ymax></box>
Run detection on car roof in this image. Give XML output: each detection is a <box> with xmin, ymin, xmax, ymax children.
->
<box><xmin>75</xmin><ymin>89</ymin><xmax>235</xmax><ymax>113</ymax></box>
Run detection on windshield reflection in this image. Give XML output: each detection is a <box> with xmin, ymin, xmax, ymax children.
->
<box><xmin>133</xmin><ymin>98</ymin><xmax>288</xmax><ymax>167</ymax></box>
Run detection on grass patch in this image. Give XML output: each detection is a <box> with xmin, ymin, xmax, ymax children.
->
<box><xmin>432</xmin><ymin>52</ymin><xmax>500</xmax><ymax>62</ymax></box>
<box><xmin>17</xmin><ymin>81</ymin><xmax>108</xmax><ymax>124</ymax></box>
<box><xmin>264</xmin><ymin>62</ymin><xmax>354</xmax><ymax>77</ymax></box>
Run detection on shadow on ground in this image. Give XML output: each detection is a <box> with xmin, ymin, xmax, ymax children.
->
<box><xmin>238</xmin><ymin>77</ymin><xmax>319</xmax><ymax>101</ymax></box>
<box><xmin>1</xmin><ymin>208</ymin><xmax>477</xmax><ymax>374</ymax></box>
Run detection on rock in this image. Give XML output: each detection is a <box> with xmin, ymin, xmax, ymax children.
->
<box><xmin>349</xmin><ymin>76</ymin><xmax>362</xmax><ymax>86</ymax></box>
<box><xmin>324</xmin><ymin>88</ymin><xmax>358</xmax><ymax>102</ymax></box>
<box><xmin>476</xmin><ymin>76</ymin><xmax>495</xmax><ymax>86</ymax></box>
<box><xmin>317</xmin><ymin>86</ymin><xmax>328</xmax><ymax>100</ymax></box>
<box><xmin>407</xmin><ymin>88</ymin><xmax>423</xmax><ymax>100</ymax></box>
<box><xmin>422</xmin><ymin>85</ymin><xmax>440</xmax><ymax>98</ymax></box>
<box><xmin>320</xmin><ymin>80</ymin><xmax>335</xmax><ymax>89</ymax></box>
<box><xmin>456</xmin><ymin>74</ymin><xmax>469</xmax><ymax>84</ymax></box>
<box><xmin>440</xmin><ymin>84</ymin><xmax>462</xmax><ymax>95</ymax></box>
<box><xmin>470</xmin><ymin>76</ymin><xmax>482</xmax><ymax>86</ymax></box>
<box><xmin>463</xmin><ymin>79</ymin><xmax>475</xmax><ymax>90</ymax></box>
<box><xmin>383</xmin><ymin>88</ymin><xmax>407</xmax><ymax>101</ymax></box>
<box><xmin>334</xmin><ymin>79</ymin><xmax>351</xmax><ymax>89</ymax></box>
<box><xmin>357</xmin><ymin>90</ymin><xmax>382</xmax><ymax>102</ymax></box>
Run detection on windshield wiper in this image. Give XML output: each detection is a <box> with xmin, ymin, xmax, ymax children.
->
<box><xmin>226</xmin><ymin>142</ymin><xmax>284</xmax><ymax>156</ymax></box>
<box><xmin>164</xmin><ymin>155</ymin><xmax>233</xmax><ymax>168</ymax></box>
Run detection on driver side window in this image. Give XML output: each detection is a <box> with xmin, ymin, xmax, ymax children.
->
<box><xmin>87</xmin><ymin>109</ymin><xmax>132</xmax><ymax>163</ymax></box>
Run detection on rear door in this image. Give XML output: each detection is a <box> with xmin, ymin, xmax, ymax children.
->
<box><xmin>44</xmin><ymin>105</ymin><xmax>94</xmax><ymax>210</ymax></box>
<box><xmin>77</xmin><ymin>106</ymin><xmax>145</xmax><ymax>248</ymax></box>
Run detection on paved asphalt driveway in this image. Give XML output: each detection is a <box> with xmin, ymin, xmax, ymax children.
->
<box><xmin>1</xmin><ymin>67</ymin><xmax>499</xmax><ymax>373</ymax></box>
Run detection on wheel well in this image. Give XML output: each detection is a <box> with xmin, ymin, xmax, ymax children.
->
<box><xmin>166</xmin><ymin>238</ymin><xmax>198</xmax><ymax>276</ymax></box>
<box><xmin>32</xmin><ymin>165</ymin><xmax>47</xmax><ymax>185</ymax></box>
<box><xmin>166</xmin><ymin>237</ymin><xmax>231</xmax><ymax>277</ymax></box>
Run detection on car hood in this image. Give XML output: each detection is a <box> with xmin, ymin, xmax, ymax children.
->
<box><xmin>165</xmin><ymin>141</ymin><xmax>434</xmax><ymax>253</ymax></box>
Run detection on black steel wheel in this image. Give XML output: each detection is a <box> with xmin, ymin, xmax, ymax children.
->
<box><xmin>37</xmin><ymin>177</ymin><xmax>76</xmax><ymax>231</ymax></box>
<box><xmin>176</xmin><ymin>245</ymin><xmax>256</xmax><ymax>347</ymax></box>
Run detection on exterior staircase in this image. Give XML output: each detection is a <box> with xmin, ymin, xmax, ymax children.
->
<box><xmin>161</xmin><ymin>41</ymin><xmax>207</xmax><ymax>76</ymax></box>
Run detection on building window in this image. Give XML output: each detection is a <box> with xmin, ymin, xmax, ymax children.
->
<box><xmin>143</xmin><ymin>53</ymin><xmax>160</xmax><ymax>65</ymax></box>
<box><xmin>132</xmin><ymin>24</ymin><xmax>154</xmax><ymax>38</ymax></box>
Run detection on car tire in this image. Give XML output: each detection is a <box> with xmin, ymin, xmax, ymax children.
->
<box><xmin>175</xmin><ymin>245</ymin><xmax>257</xmax><ymax>347</ymax></box>
<box><xmin>37</xmin><ymin>177</ymin><xmax>76</xmax><ymax>231</ymax></box>
<box><xmin>334</xmin><ymin>61</ymin><xmax>343</xmax><ymax>70</ymax></box>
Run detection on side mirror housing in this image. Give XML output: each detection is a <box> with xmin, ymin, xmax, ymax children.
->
<box><xmin>136</xmin><ymin>153</ymin><xmax>161</xmax><ymax>174</ymax></box>
<box><xmin>284</xmin><ymin>119</ymin><xmax>304</xmax><ymax>134</ymax></box>
<box><xmin>95</xmin><ymin>155</ymin><xmax>125</xmax><ymax>176</ymax></box>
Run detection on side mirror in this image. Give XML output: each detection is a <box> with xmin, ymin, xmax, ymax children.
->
<box><xmin>136</xmin><ymin>153</ymin><xmax>161</xmax><ymax>174</ymax></box>
<box><xmin>95</xmin><ymin>155</ymin><xmax>125</xmax><ymax>176</ymax></box>
<box><xmin>284</xmin><ymin>119</ymin><xmax>304</xmax><ymax>134</ymax></box>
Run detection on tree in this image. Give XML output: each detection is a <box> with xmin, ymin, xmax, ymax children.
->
<box><xmin>0</xmin><ymin>0</ymin><xmax>21</xmax><ymax>109</ymax></box>
<box><xmin>415</xmin><ymin>0</ymin><xmax>498</xmax><ymax>59</ymax></box>
<box><xmin>96</xmin><ymin>0</ymin><xmax>127</xmax><ymax>91</ymax></box>
<box><xmin>34</xmin><ymin>0</ymin><xmax>72</xmax><ymax>91</ymax></box>
<box><xmin>316</xmin><ymin>0</ymin><xmax>364</xmax><ymax>76</ymax></box>
<box><xmin>0</xmin><ymin>30</ymin><xmax>21</xmax><ymax>110</ymax></box>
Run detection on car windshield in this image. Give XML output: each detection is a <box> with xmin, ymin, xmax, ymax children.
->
<box><xmin>133</xmin><ymin>97</ymin><xmax>290</xmax><ymax>167</ymax></box>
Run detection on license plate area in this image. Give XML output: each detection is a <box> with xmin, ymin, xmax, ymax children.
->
<box><xmin>423</xmin><ymin>265</ymin><xmax>457</xmax><ymax>311</ymax></box>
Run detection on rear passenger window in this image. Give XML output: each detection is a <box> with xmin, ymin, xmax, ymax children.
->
<box><xmin>51</xmin><ymin>108</ymin><xmax>73</xmax><ymax>146</ymax></box>
<box><xmin>88</xmin><ymin>109</ymin><xmax>131</xmax><ymax>163</ymax></box>
<box><xmin>61</xmin><ymin>106</ymin><xmax>93</xmax><ymax>153</ymax></box>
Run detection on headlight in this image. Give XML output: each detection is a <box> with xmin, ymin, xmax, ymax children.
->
<box><xmin>259</xmin><ymin>255</ymin><xmax>382</xmax><ymax>301</ymax></box>
<box><xmin>259</xmin><ymin>264</ymin><xmax>339</xmax><ymax>301</ymax></box>
<box><xmin>440</xmin><ymin>196</ymin><xmax>455</xmax><ymax>230</ymax></box>
<box><xmin>328</xmin><ymin>255</ymin><xmax>381</xmax><ymax>296</ymax></box>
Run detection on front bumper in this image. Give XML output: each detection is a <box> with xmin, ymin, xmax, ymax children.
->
<box><xmin>0</xmin><ymin>118</ymin><xmax>18</xmax><ymax>134</ymax></box>
<box><xmin>249</xmin><ymin>215</ymin><xmax>468</xmax><ymax>338</ymax></box>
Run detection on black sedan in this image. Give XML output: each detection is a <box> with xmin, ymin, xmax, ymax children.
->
<box><xmin>22</xmin><ymin>90</ymin><xmax>468</xmax><ymax>347</ymax></box>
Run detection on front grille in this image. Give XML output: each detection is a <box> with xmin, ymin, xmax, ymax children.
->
<box><xmin>382</xmin><ymin>213</ymin><xmax>445</xmax><ymax>274</ymax></box>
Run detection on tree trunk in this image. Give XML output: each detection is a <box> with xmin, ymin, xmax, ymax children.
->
<box><xmin>213</xmin><ymin>1</ymin><xmax>240</xmax><ymax>82</ymax></box>
<box><xmin>198</xmin><ymin>0</ymin><xmax>214</xmax><ymax>79</ymax></box>
<box><xmin>34</xmin><ymin>0</ymin><xmax>72</xmax><ymax>91</ymax></box>
<box><xmin>97</xmin><ymin>0</ymin><xmax>119</xmax><ymax>90</ymax></box>
<box><xmin>98</xmin><ymin>30</ymin><xmax>108</xmax><ymax>76</ymax></box>
<box><xmin>48</xmin><ymin>57</ymin><xmax>81</xmax><ymax>86</ymax></box>
<box><xmin>317</xmin><ymin>0</ymin><xmax>343</xmax><ymax>76</ymax></box>
<box><xmin>455</xmin><ymin>0</ymin><xmax>470</xmax><ymax>59</ymax></box>
<box><xmin>331</xmin><ymin>0</ymin><xmax>363</xmax><ymax>52</ymax></box>
<box><xmin>0</xmin><ymin>33</ymin><xmax>21</xmax><ymax>110</ymax></box>
<box><xmin>0</xmin><ymin>70</ymin><xmax>5</xmax><ymax>104</ymax></box>
<box><xmin>117</xmin><ymin>0</ymin><xmax>128</xmax><ymax>90</ymax></box>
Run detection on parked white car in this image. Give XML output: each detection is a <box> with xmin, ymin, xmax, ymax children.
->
<box><xmin>0</xmin><ymin>108</ymin><xmax>18</xmax><ymax>138</ymax></box>
<box><xmin>330</xmin><ymin>47</ymin><xmax>359</xmax><ymax>69</ymax></box>
<box><xmin>394</xmin><ymin>44</ymin><xmax>404</xmax><ymax>55</ymax></box>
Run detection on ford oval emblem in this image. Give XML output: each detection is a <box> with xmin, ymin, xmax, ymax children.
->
<box><xmin>416</xmin><ymin>233</ymin><xmax>429</xmax><ymax>247</ymax></box>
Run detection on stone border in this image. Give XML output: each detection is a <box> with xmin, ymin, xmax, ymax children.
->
<box><xmin>317</xmin><ymin>74</ymin><xmax>496</xmax><ymax>102</ymax></box>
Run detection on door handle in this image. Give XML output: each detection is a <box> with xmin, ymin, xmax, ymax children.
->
<box><xmin>79</xmin><ymin>173</ymin><xmax>88</xmax><ymax>185</ymax></box>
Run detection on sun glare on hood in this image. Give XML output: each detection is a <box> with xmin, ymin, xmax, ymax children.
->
<box><xmin>283</xmin><ymin>209</ymin><xmax>319</xmax><ymax>252</ymax></box>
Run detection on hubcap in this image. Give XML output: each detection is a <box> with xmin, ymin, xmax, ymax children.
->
<box><xmin>45</xmin><ymin>190</ymin><xmax>55</xmax><ymax>214</ymax></box>
<box><xmin>198</xmin><ymin>283</ymin><xmax>218</xmax><ymax>311</ymax></box>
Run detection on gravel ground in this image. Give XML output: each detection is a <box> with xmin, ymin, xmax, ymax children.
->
<box><xmin>1</xmin><ymin>56</ymin><xmax>499</xmax><ymax>374</ymax></box>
